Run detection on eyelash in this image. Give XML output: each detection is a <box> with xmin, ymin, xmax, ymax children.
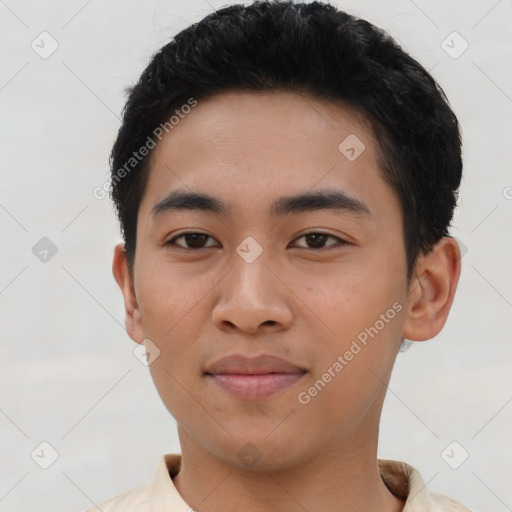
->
<box><xmin>165</xmin><ymin>231</ymin><xmax>349</xmax><ymax>251</ymax></box>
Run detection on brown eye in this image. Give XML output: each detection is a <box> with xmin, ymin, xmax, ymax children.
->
<box><xmin>167</xmin><ymin>232</ymin><xmax>219</xmax><ymax>249</ymax></box>
<box><xmin>293</xmin><ymin>232</ymin><xmax>347</xmax><ymax>249</ymax></box>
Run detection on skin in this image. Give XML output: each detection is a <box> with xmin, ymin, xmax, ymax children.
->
<box><xmin>113</xmin><ymin>90</ymin><xmax>461</xmax><ymax>512</ymax></box>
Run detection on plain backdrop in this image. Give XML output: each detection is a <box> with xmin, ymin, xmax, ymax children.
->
<box><xmin>1</xmin><ymin>1</ymin><xmax>511</xmax><ymax>511</ymax></box>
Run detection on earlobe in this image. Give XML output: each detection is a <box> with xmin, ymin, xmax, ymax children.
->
<box><xmin>402</xmin><ymin>237</ymin><xmax>461</xmax><ymax>342</ymax></box>
<box><xmin>112</xmin><ymin>243</ymin><xmax>144</xmax><ymax>344</ymax></box>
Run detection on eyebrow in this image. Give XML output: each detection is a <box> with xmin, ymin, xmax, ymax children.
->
<box><xmin>150</xmin><ymin>189</ymin><xmax>370</xmax><ymax>219</ymax></box>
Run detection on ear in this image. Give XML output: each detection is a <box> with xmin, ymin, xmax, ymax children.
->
<box><xmin>402</xmin><ymin>236</ymin><xmax>461</xmax><ymax>342</ymax></box>
<box><xmin>112</xmin><ymin>242</ymin><xmax>144</xmax><ymax>344</ymax></box>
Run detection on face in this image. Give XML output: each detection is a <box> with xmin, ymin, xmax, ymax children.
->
<box><xmin>117</xmin><ymin>90</ymin><xmax>415</xmax><ymax>469</ymax></box>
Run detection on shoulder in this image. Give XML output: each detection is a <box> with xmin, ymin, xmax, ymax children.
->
<box><xmin>378</xmin><ymin>459</ymin><xmax>474</xmax><ymax>512</ymax></box>
<box><xmin>83</xmin><ymin>484</ymin><xmax>151</xmax><ymax>512</ymax></box>
<box><xmin>428</xmin><ymin>491</ymin><xmax>474</xmax><ymax>512</ymax></box>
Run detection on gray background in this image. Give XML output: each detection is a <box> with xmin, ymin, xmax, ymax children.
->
<box><xmin>1</xmin><ymin>0</ymin><xmax>511</xmax><ymax>510</ymax></box>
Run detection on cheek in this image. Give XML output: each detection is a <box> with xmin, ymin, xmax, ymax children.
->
<box><xmin>291</xmin><ymin>259</ymin><xmax>402</xmax><ymax>334</ymax></box>
<box><xmin>293</xmin><ymin>294</ymin><xmax>406</xmax><ymax>435</ymax></box>
<box><xmin>288</xmin><ymin>257</ymin><xmax>407</xmax><ymax>387</ymax></box>
<box><xmin>137</xmin><ymin>262</ymin><xmax>214</xmax><ymax>338</ymax></box>
<box><xmin>135</xmin><ymin>264</ymin><xmax>216</xmax><ymax>404</ymax></box>
<box><xmin>139</xmin><ymin>268</ymin><xmax>210</xmax><ymax>416</ymax></box>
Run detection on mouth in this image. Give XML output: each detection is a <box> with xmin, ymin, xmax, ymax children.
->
<box><xmin>204</xmin><ymin>353</ymin><xmax>308</xmax><ymax>400</ymax></box>
<box><xmin>205</xmin><ymin>371</ymin><xmax>307</xmax><ymax>400</ymax></box>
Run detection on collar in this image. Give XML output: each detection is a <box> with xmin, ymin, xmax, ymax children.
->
<box><xmin>148</xmin><ymin>453</ymin><xmax>468</xmax><ymax>512</ymax></box>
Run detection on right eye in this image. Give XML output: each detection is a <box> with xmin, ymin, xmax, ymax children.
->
<box><xmin>166</xmin><ymin>231</ymin><xmax>220</xmax><ymax>250</ymax></box>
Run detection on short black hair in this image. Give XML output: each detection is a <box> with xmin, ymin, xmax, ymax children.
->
<box><xmin>109</xmin><ymin>0</ymin><xmax>462</xmax><ymax>280</ymax></box>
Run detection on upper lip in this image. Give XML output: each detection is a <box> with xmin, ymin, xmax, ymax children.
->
<box><xmin>205</xmin><ymin>354</ymin><xmax>306</xmax><ymax>375</ymax></box>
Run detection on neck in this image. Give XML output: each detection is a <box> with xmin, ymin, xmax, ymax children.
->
<box><xmin>172</xmin><ymin>426</ymin><xmax>404</xmax><ymax>512</ymax></box>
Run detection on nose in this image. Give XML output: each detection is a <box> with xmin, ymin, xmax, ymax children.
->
<box><xmin>211</xmin><ymin>251</ymin><xmax>294</xmax><ymax>335</ymax></box>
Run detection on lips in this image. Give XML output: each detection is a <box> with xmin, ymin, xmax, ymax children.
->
<box><xmin>205</xmin><ymin>354</ymin><xmax>307</xmax><ymax>400</ymax></box>
<box><xmin>205</xmin><ymin>353</ymin><xmax>306</xmax><ymax>375</ymax></box>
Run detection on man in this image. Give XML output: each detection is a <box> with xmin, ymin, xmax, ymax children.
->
<box><xmin>97</xmin><ymin>1</ymin><xmax>469</xmax><ymax>510</ymax></box>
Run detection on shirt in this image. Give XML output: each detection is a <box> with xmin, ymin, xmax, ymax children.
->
<box><xmin>86</xmin><ymin>454</ymin><xmax>473</xmax><ymax>512</ymax></box>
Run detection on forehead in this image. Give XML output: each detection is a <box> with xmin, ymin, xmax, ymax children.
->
<box><xmin>137</xmin><ymin>90</ymin><xmax>395</xmax><ymax>223</ymax></box>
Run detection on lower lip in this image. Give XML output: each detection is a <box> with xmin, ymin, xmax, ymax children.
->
<box><xmin>207</xmin><ymin>372</ymin><xmax>306</xmax><ymax>400</ymax></box>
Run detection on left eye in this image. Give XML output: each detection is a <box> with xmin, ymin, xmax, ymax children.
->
<box><xmin>292</xmin><ymin>232</ymin><xmax>346</xmax><ymax>249</ymax></box>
